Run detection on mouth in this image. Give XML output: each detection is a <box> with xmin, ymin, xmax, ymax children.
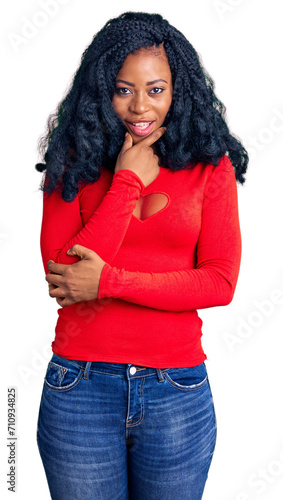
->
<box><xmin>126</xmin><ymin>121</ymin><xmax>156</xmax><ymax>137</ymax></box>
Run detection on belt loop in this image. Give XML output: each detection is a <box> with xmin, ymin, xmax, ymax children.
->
<box><xmin>156</xmin><ymin>369</ymin><xmax>165</xmax><ymax>382</ymax></box>
<box><xmin>83</xmin><ymin>361</ymin><xmax>92</xmax><ymax>380</ymax></box>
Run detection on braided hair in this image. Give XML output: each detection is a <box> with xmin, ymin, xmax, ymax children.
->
<box><xmin>35</xmin><ymin>11</ymin><xmax>248</xmax><ymax>202</ymax></box>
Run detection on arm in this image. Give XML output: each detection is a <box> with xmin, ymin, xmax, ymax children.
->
<box><xmin>41</xmin><ymin>128</ymin><xmax>165</xmax><ymax>275</ymax></box>
<box><xmin>40</xmin><ymin>168</ymin><xmax>145</xmax><ymax>275</ymax></box>
<box><xmin>97</xmin><ymin>157</ymin><xmax>242</xmax><ymax>311</ymax></box>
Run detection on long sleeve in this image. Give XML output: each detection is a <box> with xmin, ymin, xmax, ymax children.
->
<box><xmin>40</xmin><ymin>169</ymin><xmax>145</xmax><ymax>274</ymax></box>
<box><xmin>97</xmin><ymin>157</ymin><xmax>242</xmax><ymax>311</ymax></box>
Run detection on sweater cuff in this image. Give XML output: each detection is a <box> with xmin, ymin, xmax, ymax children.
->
<box><xmin>98</xmin><ymin>263</ymin><xmax>122</xmax><ymax>299</ymax></box>
<box><xmin>112</xmin><ymin>169</ymin><xmax>146</xmax><ymax>193</ymax></box>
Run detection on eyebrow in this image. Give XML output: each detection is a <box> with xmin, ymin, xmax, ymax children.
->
<box><xmin>116</xmin><ymin>79</ymin><xmax>168</xmax><ymax>87</ymax></box>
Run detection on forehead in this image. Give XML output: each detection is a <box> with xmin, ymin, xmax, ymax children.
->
<box><xmin>117</xmin><ymin>46</ymin><xmax>172</xmax><ymax>80</ymax></box>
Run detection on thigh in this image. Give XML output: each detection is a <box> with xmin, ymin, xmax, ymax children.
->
<box><xmin>37</xmin><ymin>355</ymin><xmax>128</xmax><ymax>500</ymax></box>
<box><xmin>127</xmin><ymin>363</ymin><xmax>217</xmax><ymax>500</ymax></box>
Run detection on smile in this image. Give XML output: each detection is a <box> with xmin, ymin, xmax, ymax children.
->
<box><xmin>126</xmin><ymin>121</ymin><xmax>155</xmax><ymax>137</ymax></box>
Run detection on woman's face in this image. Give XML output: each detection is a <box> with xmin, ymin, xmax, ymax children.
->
<box><xmin>112</xmin><ymin>45</ymin><xmax>173</xmax><ymax>144</ymax></box>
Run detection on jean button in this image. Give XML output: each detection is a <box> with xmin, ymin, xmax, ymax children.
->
<box><xmin>129</xmin><ymin>366</ymin><xmax>137</xmax><ymax>375</ymax></box>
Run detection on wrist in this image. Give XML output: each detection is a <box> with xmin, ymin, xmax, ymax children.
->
<box><xmin>97</xmin><ymin>263</ymin><xmax>125</xmax><ymax>300</ymax></box>
<box><xmin>97</xmin><ymin>262</ymin><xmax>113</xmax><ymax>299</ymax></box>
<box><xmin>112</xmin><ymin>169</ymin><xmax>145</xmax><ymax>192</ymax></box>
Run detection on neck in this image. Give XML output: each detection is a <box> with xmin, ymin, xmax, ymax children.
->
<box><xmin>151</xmin><ymin>143</ymin><xmax>161</xmax><ymax>164</ymax></box>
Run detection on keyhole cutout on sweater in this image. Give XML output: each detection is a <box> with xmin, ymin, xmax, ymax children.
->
<box><xmin>133</xmin><ymin>193</ymin><xmax>169</xmax><ymax>221</ymax></box>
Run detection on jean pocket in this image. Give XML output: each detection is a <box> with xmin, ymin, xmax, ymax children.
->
<box><xmin>164</xmin><ymin>363</ymin><xmax>208</xmax><ymax>391</ymax></box>
<box><xmin>44</xmin><ymin>356</ymin><xmax>83</xmax><ymax>392</ymax></box>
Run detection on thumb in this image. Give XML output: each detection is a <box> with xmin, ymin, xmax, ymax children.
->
<box><xmin>120</xmin><ymin>132</ymin><xmax>133</xmax><ymax>155</ymax></box>
<box><xmin>67</xmin><ymin>244</ymin><xmax>91</xmax><ymax>260</ymax></box>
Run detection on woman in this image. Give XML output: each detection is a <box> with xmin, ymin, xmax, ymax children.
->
<box><xmin>36</xmin><ymin>11</ymin><xmax>248</xmax><ymax>500</ymax></box>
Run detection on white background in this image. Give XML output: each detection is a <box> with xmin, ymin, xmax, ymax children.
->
<box><xmin>1</xmin><ymin>0</ymin><xmax>283</xmax><ymax>499</ymax></box>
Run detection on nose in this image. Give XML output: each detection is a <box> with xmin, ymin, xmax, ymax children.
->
<box><xmin>129</xmin><ymin>93</ymin><xmax>150</xmax><ymax>115</ymax></box>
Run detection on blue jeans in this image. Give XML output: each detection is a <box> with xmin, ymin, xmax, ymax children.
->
<box><xmin>37</xmin><ymin>354</ymin><xmax>217</xmax><ymax>499</ymax></box>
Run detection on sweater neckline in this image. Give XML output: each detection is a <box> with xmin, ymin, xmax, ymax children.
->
<box><xmin>142</xmin><ymin>165</ymin><xmax>168</xmax><ymax>192</ymax></box>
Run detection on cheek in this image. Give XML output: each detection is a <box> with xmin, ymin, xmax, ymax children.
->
<box><xmin>112</xmin><ymin>98</ymin><xmax>124</xmax><ymax>118</ymax></box>
<box><xmin>159</xmin><ymin>97</ymin><xmax>172</xmax><ymax>118</ymax></box>
<box><xmin>165</xmin><ymin>88</ymin><xmax>173</xmax><ymax>113</ymax></box>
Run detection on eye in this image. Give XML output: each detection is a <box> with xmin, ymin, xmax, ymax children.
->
<box><xmin>149</xmin><ymin>87</ymin><xmax>164</xmax><ymax>95</ymax></box>
<box><xmin>115</xmin><ymin>87</ymin><xmax>132</xmax><ymax>95</ymax></box>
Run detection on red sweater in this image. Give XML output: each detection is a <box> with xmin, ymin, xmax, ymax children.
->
<box><xmin>40</xmin><ymin>155</ymin><xmax>241</xmax><ymax>368</ymax></box>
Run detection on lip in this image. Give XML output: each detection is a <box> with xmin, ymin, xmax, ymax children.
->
<box><xmin>126</xmin><ymin>120</ymin><xmax>156</xmax><ymax>137</ymax></box>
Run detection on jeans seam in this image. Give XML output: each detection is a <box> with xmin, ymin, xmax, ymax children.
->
<box><xmin>126</xmin><ymin>376</ymin><xmax>145</xmax><ymax>428</ymax></box>
<box><xmin>164</xmin><ymin>374</ymin><xmax>208</xmax><ymax>391</ymax></box>
<box><xmin>48</xmin><ymin>362</ymin><xmax>67</xmax><ymax>385</ymax></box>
<box><xmin>44</xmin><ymin>370</ymin><xmax>83</xmax><ymax>392</ymax></box>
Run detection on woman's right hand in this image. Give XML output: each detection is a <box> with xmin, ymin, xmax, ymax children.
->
<box><xmin>114</xmin><ymin>127</ymin><xmax>166</xmax><ymax>188</ymax></box>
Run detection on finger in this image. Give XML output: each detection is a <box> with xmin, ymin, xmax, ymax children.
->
<box><xmin>56</xmin><ymin>297</ymin><xmax>66</xmax><ymax>306</ymax></box>
<box><xmin>46</xmin><ymin>273</ymin><xmax>65</xmax><ymax>286</ymax></box>
<box><xmin>46</xmin><ymin>261</ymin><xmax>55</xmax><ymax>274</ymax></box>
<box><xmin>67</xmin><ymin>244</ymin><xmax>93</xmax><ymax>260</ymax></box>
<box><xmin>49</xmin><ymin>287</ymin><xmax>66</xmax><ymax>299</ymax></box>
<box><xmin>56</xmin><ymin>297</ymin><xmax>73</xmax><ymax>307</ymax></box>
<box><xmin>48</xmin><ymin>261</ymin><xmax>70</xmax><ymax>274</ymax></box>
<box><xmin>120</xmin><ymin>132</ymin><xmax>133</xmax><ymax>155</ymax></box>
<box><xmin>137</xmin><ymin>127</ymin><xmax>166</xmax><ymax>148</ymax></box>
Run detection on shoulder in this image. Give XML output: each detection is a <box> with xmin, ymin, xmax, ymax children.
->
<box><xmin>174</xmin><ymin>155</ymin><xmax>236</xmax><ymax>201</ymax></box>
<box><xmin>202</xmin><ymin>155</ymin><xmax>237</xmax><ymax>200</ymax></box>
<box><xmin>177</xmin><ymin>155</ymin><xmax>235</xmax><ymax>186</ymax></box>
<box><xmin>78</xmin><ymin>167</ymin><xmax>113</xmax><ymax>197</ymax></box>
<box><xmin>199</xmin><ymin>155</ymin><xmax>235</xmax><ymax>178</ymax></box>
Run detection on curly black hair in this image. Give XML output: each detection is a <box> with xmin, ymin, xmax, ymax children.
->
<box><xmin>35</xmin><ymin>11</ymin><xmax>249</xmax><ymax>202</ymax></box>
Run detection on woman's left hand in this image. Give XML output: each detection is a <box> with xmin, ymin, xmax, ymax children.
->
<box><xmin>45</xmin><ymin>244</ymin><xmax>107</xmax><ymax>307</ymax></box>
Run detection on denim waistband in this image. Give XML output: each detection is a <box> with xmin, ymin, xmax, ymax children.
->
<box><xmin>51</xmin><ymin>354</ymin><xmax>170</xmax><ymax>382</ymax></box>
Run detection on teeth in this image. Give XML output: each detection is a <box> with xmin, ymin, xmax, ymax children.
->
<box><xmin>131</xmin><ymin>122</ymin><xmax>152</xmax><ymax>128</ymax></box>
